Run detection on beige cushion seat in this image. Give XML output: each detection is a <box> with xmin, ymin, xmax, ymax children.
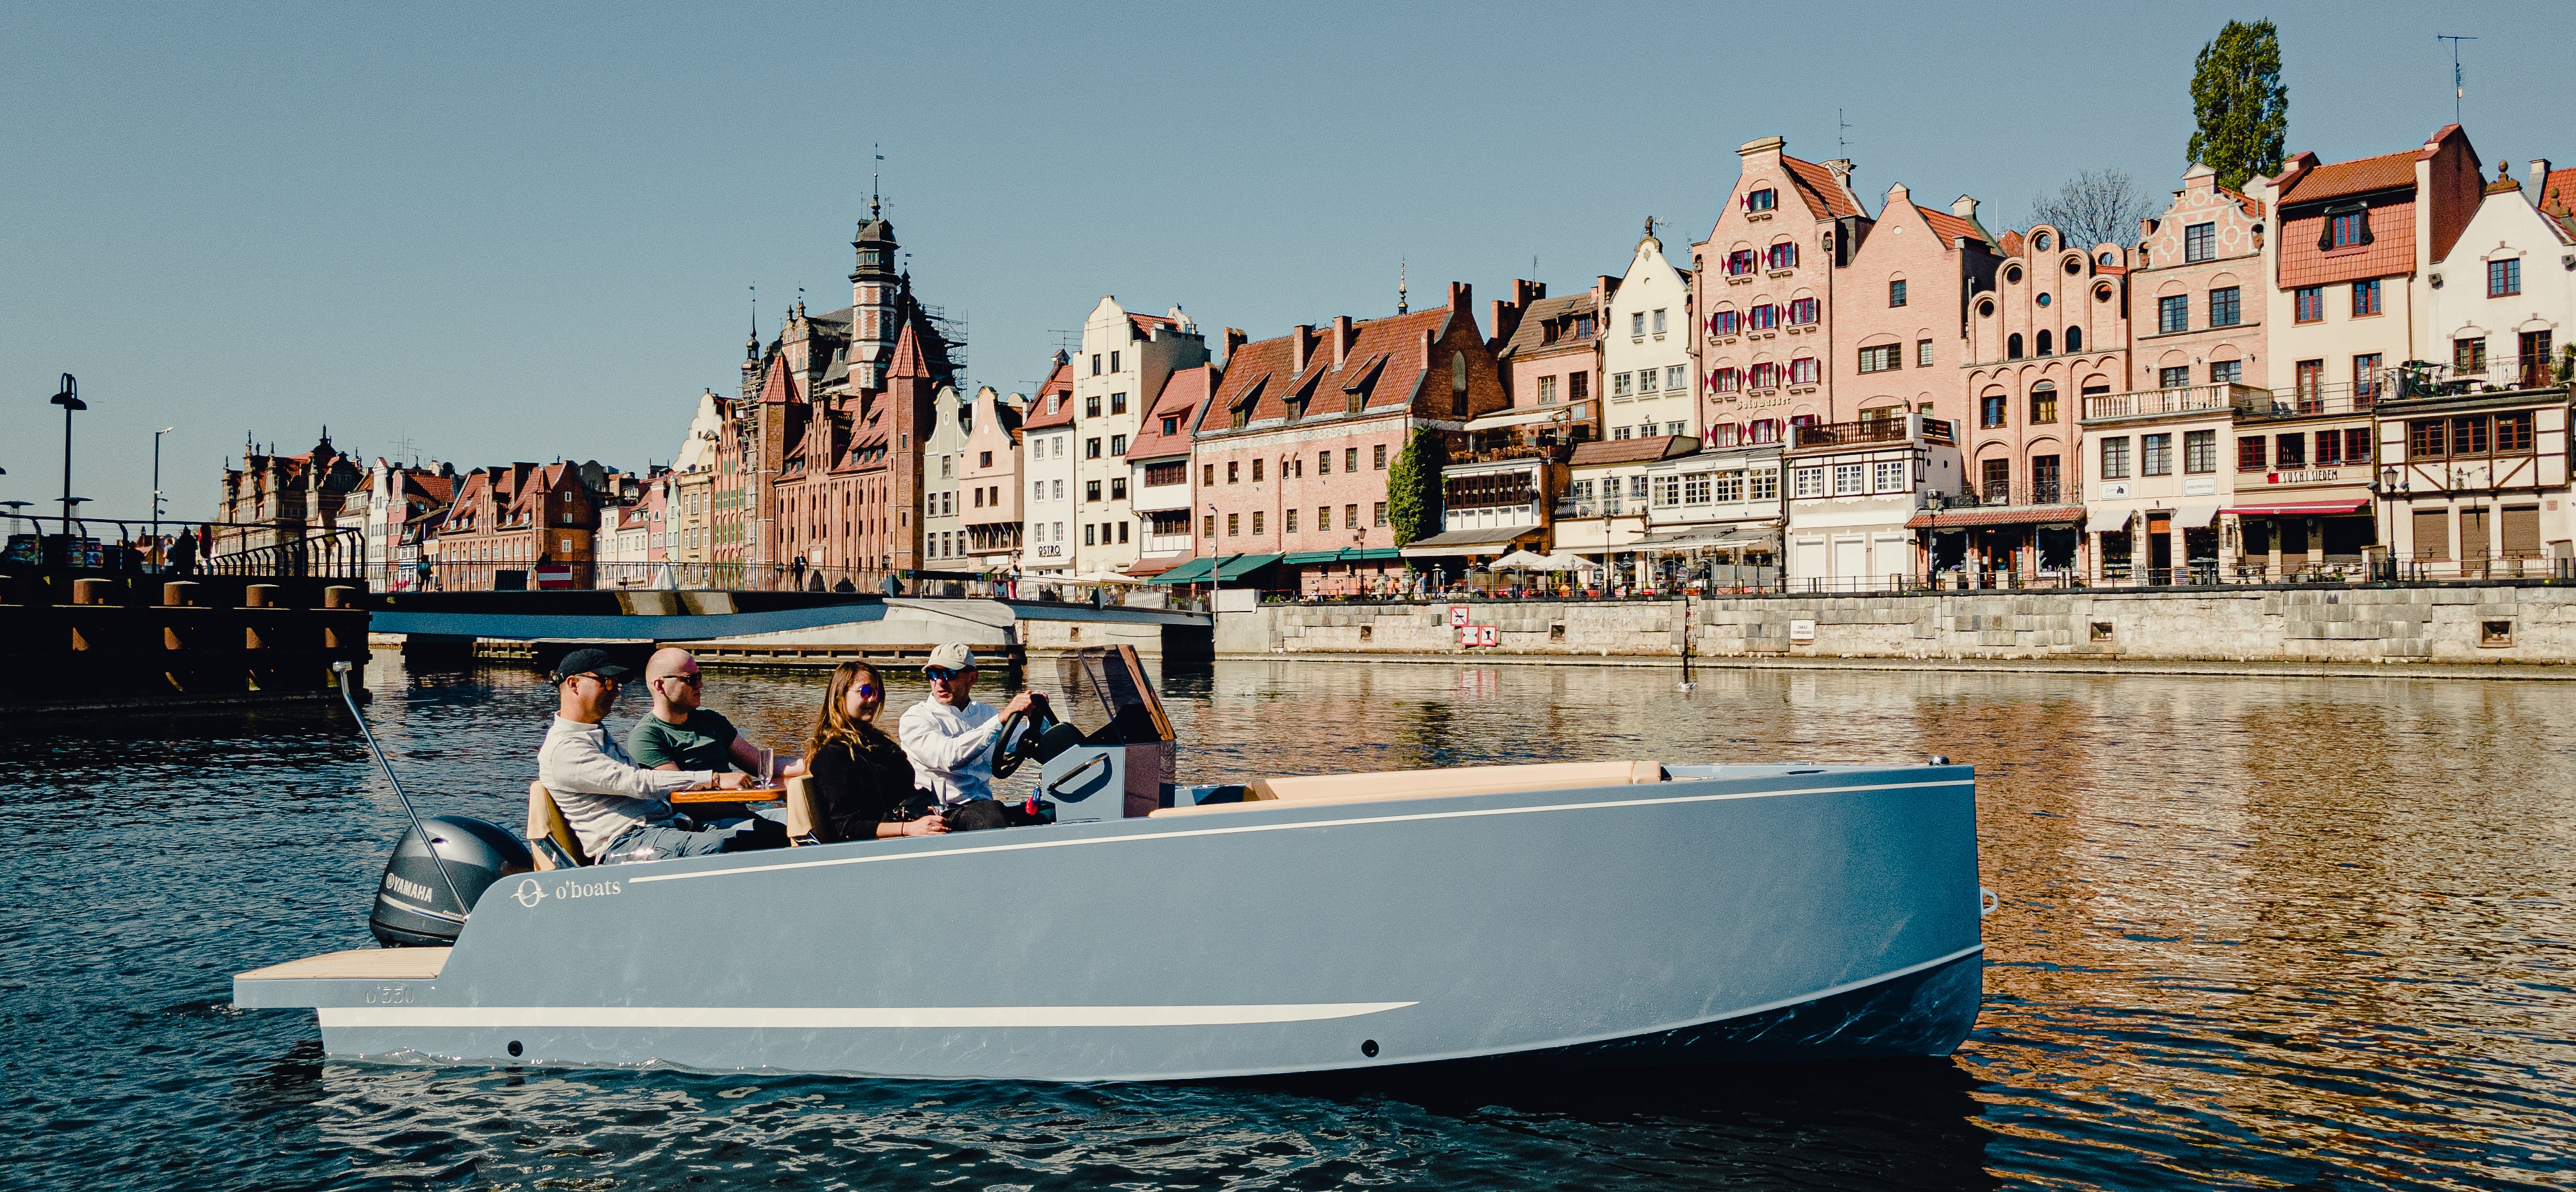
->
<box><xmin>1149</xmin><ymin>760</ymin><xmax>1663</xmax><ymax>817</ymax></box>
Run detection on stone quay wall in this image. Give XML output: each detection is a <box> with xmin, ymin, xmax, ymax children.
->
<box><xmin>1217</xmin><ymin>585</ymin><xmax>2576</xmax><ymax>665</ymax></box>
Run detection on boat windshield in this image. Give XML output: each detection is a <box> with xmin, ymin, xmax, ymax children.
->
<box><xmin>1051</xmin><ymin>646</ymin><xmax>1172</xmax><ymax>747</ymax></box>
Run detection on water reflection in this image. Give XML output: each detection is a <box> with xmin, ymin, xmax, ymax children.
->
<box><xmin>4</xmin><ymin>651</ymin><xmax>2571</xmax><ymax>1189</ymax></box>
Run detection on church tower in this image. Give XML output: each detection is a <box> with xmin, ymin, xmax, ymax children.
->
<box><xmin>849</xmin><ymin>198</ymin><xmax>900</xmax><ymax>392</ymax></box>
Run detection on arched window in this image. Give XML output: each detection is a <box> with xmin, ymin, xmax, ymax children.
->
<box><xmin>2033</xmin><ymin>232</ymin><xmax>2052</xmax><ymax>250</ymax></box>
<box><xmin>2007</xmin><ymin>333</ymin><xmax>2024</xmax><ymax>360</ymax></box>
<box><xmin>2029</xmin><ymin>381</ymin><xmax>2059</xmax><ymax>424</ymax></box>
<box><xmin>2065</xmin><ymin>326</ymin><xmax>2083</xmax><ymax>352</ymax></box>
<box><xmin>2035</xmin><ymin>329</ymin><xmax>2053</xmax><ymax>357</ymax></box>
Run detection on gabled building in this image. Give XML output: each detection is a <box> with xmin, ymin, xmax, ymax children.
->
<box><xmin>1062</xmin><ymin>298</ymin><xmax>1209</xmax><ymax>579</ymax></box>
<box><xmin>1019</xmin><ymin>352</ymin><xmax>1077</xmax><ymax>578</ymax></box>
<box><xmin>217</xmin><ymin>430</ymin><xmax>365</xmax><ymax>558</ymax></box>
<box><xmin>2378</xmin><ymin>155</ymin><xmax>2576</xmax><ymax>575</ymax></box>
<box><xmin>1127</xmin><ymin>362</ymin><xmax>1218</xmax><ymax>579</ymax></box>
<box><xmin>1692</xmin><ymin>136</ymin><xmax>1870</xmax><ymax>449</ymax></box>
<box><xmin>737</xmin><ymin>203</ymin><xmax>962</xmax><ymax>586</ymax></box>
<box><xmin>2245</xmin><ymin>125</ymin><xmax>2486</xmax><ymax>576</ymax></box>
<box><xmin>1491</xmin><ymin>281</ymin><xmax>1603</xmax><ymax>436</ymax></box>
<box><xmin>1944</xmin><ymin>221</ymin><xmax>2122</xmax><ymax>578</ymax></box>
<box><xmin>1602</xmin><ymin>228</ymin><xmax>1697</xmax><ymax>441</ymax></box>
<box><xmin>957</xmin><ymin>386</ymin><xmax>1026</xmax><ymax>577</ymax></box>
<box><xmin>1183</xmin><ymin>282</ymin><xmax>1508</xmax><ymax>593</ymax></box>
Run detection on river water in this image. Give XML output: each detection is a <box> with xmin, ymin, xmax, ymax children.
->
<box><xmin>4</xmin><ymin>652</ymin><xmax>2571</xmax><ymax>1190</ymax></box>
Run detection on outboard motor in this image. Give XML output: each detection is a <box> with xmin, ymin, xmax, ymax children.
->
<box><xmin>369</xmin><ymin>815</ymin><xmax>533</xmax><ymax>948</ymax></box>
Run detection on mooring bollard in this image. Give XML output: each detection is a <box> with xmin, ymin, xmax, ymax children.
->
<box><xmin>245</xmin><ymin>584</ymin><xmax>280</xmax><ymax>609</ymax></box>
<box><xmin>162</xmin><ymin>581</ymin><xmax>200</xmax><ymax>608</ymax></box>
<box><xmin>72</xmin><ymin>578</ymin><xmax>113</xmax><ymax>606</ymax></box>
<box><xmin>323</xmin><ymin>585</ymin><xmax>358</xmax><ymax>610</ymax></box>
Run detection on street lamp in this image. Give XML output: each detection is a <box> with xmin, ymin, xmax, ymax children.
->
<box><xmin>1206</xmin><ymin>501</ymin><xmax>1220</xmax><ymax>611</ymax></box>
<box><xmin>153</xmin><ymin>426</ymin><xmax>174</xmax><ymax>566</ymax></box>
<box><xmin>50</xmin><ymin>374</ymin><xmax>83</xmax><ymax>531</ymax></box>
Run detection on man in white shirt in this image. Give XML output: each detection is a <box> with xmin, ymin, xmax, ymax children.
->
<box><xmin>897</xmin><ymin>643</ymin><xmax>1046</xmax><ymax>830</ymax></box>
<box><xmin>536</xmin><ymin>648</ymin><xmax>773</xmax><ymax>865</ymax></box>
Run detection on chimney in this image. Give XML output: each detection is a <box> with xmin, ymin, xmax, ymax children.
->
<box><xmin>1332</xmin><ymin>315</ymin><xmax>1352</xmax><ymax>368</ymax></box>
<box><xmin>1223</xmin><ymin>327</ymin><xmax>1247</xmax><ymax>362</ymax></box>
<box><xmin>1292</xmin><ymin>324</ymin><xmax>1312</xmax><ymax>375</ymax></box>
<box><xmin>1950</xmin><ymin>195</ymin><xmax>1979</xmax><ymax>221</ymax></box>
<box><xmin>1448</xmin><ymin>281</ymin><xmax>1471</xmax><ymax>315</ymax></box>
<box><xmin>2529</xmin><ymin>159</ymin><xmax>2553</xmax><ymax>204</ymax></box>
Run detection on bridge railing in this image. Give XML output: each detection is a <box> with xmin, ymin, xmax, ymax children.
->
<box><xmin>4</xmin><ymin>514</ymin><xmax>366</xmax><ymax>580</ymax></box>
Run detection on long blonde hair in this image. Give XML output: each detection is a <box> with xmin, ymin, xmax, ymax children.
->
<box><xmin>808</xmin><ymin>660</ymin><xmax>892</xmax><ymax>758</ymax></box>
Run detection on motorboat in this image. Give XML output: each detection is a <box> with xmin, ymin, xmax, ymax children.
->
<box><xmin>236</xmin><ymin>648</ymin><xmax>1990</xmax><ymax>1081</ymax></box>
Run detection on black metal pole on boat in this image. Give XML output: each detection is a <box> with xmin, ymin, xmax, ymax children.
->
<box><xmin>333</xmin><ymin>659</ymin><xmax>468</xmax><ymax>914</ymax></box>
<box><xmin>50</xmin><ymin>375</ymin><xmax>83</xmax><ymax>531</ymax></box>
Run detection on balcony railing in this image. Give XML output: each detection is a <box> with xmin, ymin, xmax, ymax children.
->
<box><xmin>1447</xmin><ymin>442</ymin><xmax>1565</xmax><ymax>466</ymax></box>
<box><xmin>2390</xmin><ymin>356</ymin><xmax>2575</xmax><ymax>402</ymax></box>
<box><xmin>2081</xmin><ymin>382</ymin><xmax>2267</xmax><ymax>423</ymax></box>
<box><xmin>1792</xmin><ymin>416</ymin><xmax>1954</xmax><ymax>450</ymax></box>
<box><xmin>1552</xmin><ymin>496</ymin><xmax>1632</xmax><ymax>520</ymax></box>
<box><xmin>1945</xmin><ymin>478</ymin><xmax>2083</xmax><ymax>509</ymax></box>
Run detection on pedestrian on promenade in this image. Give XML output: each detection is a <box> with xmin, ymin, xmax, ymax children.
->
<box><xmin>169</xmin><ymin>527</ymin><xmax>197</xmax><ymax>577</ymax></box>
<box><xmin>790</xmin><ymin>556</ymin><xmax>808</xmax><ymax>590</ymax></box>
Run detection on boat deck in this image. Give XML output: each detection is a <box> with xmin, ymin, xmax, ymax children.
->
<box><xmin>237</xmin><ymin>947</ymin><xmax>450</xmax><ymax>982</ymax></box>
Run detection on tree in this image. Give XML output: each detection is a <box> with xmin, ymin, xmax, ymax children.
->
<box><xmin>2029</xmin><ymin>169</ymin><xmax>2153</xmax><ymax>250</ymax></box>
<box><xmin>2186</xmin><ymin>19</ymin><xmax>2287</xmax><ymax>191</ymax></box>
<box><xmin>1385</xmin><ymin>428</ymin><xmax>1442</xmax><ymax>548</ymax></box>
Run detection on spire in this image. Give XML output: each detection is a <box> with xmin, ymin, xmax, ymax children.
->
<box><xmin>1397</xmin><ymin>258</ymin><xmax>1409</xmax><ymax>314</ymax></box>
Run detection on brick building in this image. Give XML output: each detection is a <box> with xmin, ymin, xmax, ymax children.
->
<box><xmin>1126</xmin><ymin>362</ymin><xmax>1218</xmax><ymax>579</ymax></box>
<box><xmin>1692</xmin><ymin>136</ymin><xmax>1869</xmax><ymax>447</ymax></box>
<box><xmin>1180</xmin><ymin>282</ymin><xmax>1508</xmax><ymax>593</ymax></box>
<box><xmin>732</xmin><ymin>203</ymin><xmax>962</xmax><ymax>586</ymax></box>
<box><xmin>426</xmin><ymin>461</ymin><xmax>600</xmax><ymax>590</ymax></box>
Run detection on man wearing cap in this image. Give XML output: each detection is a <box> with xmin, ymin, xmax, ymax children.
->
<box><xmin>897</xmin><ymin>643</ymin><xmax>1045</xmax><ymax>830</ymax></box>
<box><xmin>537</xmin><ymin>648</ymin><xmax>777</xmax><ymax>865</ymax></box>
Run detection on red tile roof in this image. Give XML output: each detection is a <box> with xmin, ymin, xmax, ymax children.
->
<box><xmin>2278</xmin><ymin>199</ymin><xmax>2415</xmax><ymax>289</ymax></box>
<box><xmin>1126</xmin><ymin>312</ymin><xmax>1180</xmax><ymax>340</ymax></box>
<box><xmin>1128</xmin><ymin>364</ymin><xmax>1216</xmax><ymax>459</ymax></box>
<box><xmin>2280</xmin><ymin>149</ymin><xmax>2416</xmax><ymax>204</ymax></box>
<box><xmin>758</xmin><ymin>355</ymin><xmax>798</xmax><ymax>404</ymax></box>
<box><xmin>1203</xmin><ymin>308</ymin><xmax>1453</xmax><ymax>430</ymax></box>
<box><xmin>1915</xmin><ymin>205</ymin><xmax>1988</xmax><ymax>247</ymax></box>
<box><xmin>2540</xmin><ymin>168</ymin><xmax>2576</xmax><ymax>219</ymax></box>
<box><xmin>1022</xmin><ymin>357</ymin><xmax>1076</xmax><ymax>430</ymax></box>
<box><xmin>1781</xmin><ymin>155</ymin><xmax>1864</xmax><ymax>220</ymax></box>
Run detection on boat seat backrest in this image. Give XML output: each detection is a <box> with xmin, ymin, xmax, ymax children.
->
<box><xmin>1151</xmin><ymin>760</ymin><xmax>1663</xmax><ymax>817</ymax></box>
<box><xmin>527</xmin><ymin>780</ymin><xmax>592</xmax><ymax>869</ymax></box>
<box><xmin>782</xmin><ymin>775</ymin><xmax>821</xmax><ymax>845</ymax></box>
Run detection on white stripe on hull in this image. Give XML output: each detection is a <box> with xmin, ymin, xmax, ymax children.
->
<box><xmin>321</xmin><ymin>1001</ymin><xmax>1418</xmax><ymax>1030</ymax></box>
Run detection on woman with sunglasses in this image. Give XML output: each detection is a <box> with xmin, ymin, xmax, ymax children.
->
<box><xmin>804</xmin><ymin>661</ymin><xmax>945</xmax><ymax>842</ymax></box>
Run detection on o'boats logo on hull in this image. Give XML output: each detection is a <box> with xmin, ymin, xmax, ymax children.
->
<box><xmin>512</xmin><ymin>876</ymin><xmax>622</xmax><ymax>909</ymax></box>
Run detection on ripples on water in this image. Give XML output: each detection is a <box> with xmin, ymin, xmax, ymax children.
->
<box><xmin>2</xmin><ymin>653</ymin><xmax>2570</xmax><ymax>1189</ymax></box>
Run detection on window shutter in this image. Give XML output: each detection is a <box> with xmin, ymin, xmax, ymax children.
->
<box><xmin>2318</xmin><ymin>218</ymin><xmax>2335</xmax><ymax>252</ymax></box>
<box><xmin>2357</xmin><ymin>210</ymin><xmax>2373</xmax><ymax>245</ymax></box>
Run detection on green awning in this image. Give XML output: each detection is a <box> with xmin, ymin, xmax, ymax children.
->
<box><xmin>1213</xmin><ymin>553</ymin><xmax>1285</xmax><ymax>580</ymax></box>
<box><xmin>1147</xmin><ymin>557</ymin><xmax>1216</xmax><ymax>584</ymax></box>
<box><xmin>1340</xmin><ymin>547</ymin><xmax>1404</xmax><ymax>561</ymax></box>
<box><xmin>1282</xmin><ymin>551</ymin><xmax>1344</xmax><ymax>564</ymax></box>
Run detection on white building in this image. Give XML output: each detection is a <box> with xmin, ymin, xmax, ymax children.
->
<box><xmin>1781</xmin><ymin>411</ymin><xmax>1963</xmax><ymax>590</ymax></box>
<box><xmin>1553</xmin><ymin>436</ymin><xmax>1699</xmax><ymax>588</ymax></box>
<box><xmin>1639</xmin><ymin>440</ymin><xmax>1783</xmax><ymax>584</ymax></box>
<box><xmin>1063</xmin><ymin>297</ymin><xmax>1208</xmax><ymax>578</ymax></box>
<box><xmin>2427</xmin><ymin>159</ymin><xmax>2575</xmax><ymax>393</ymax></box>
<box><xmin>1600</xmin><ymin>226</ymin><xmax>1698</xmax><ymax>442</ymax></box>
<box><xmin>919</xmin><ymin>384</ymin><xmax>973</xmax><ymax>571</ymax></box>
<box><xmin>1019</xmin><ymin>353</ymin><xmax>1077</xmax><ymax>578</ymax></box>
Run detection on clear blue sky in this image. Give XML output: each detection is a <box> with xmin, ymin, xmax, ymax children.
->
<box><xmin>6</xmin><ymin>1</ymin><xmax>2571</xmax><ymax>522</ymax></box>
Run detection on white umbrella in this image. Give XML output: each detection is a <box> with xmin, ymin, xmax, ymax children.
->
<box><xmin>1552</xmin><ymin>553</ymin><xmax>1605</xmax><ymax>573</ymax></box>
<box><xmin>1492</xmin><ymin>549</ymin><xmax>1554</xmax><ymax>570</ymax></box>
<box><xmin>1073</xmin><ymin>569</ymin><xmax>1149</xmax><ymax>586</ymax></box>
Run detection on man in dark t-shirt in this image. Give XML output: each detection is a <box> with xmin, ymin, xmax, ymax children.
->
<box><xmin>626</xmin><ymin>648</ymin><xmax>776</xmax><ymax>777</ymax></box>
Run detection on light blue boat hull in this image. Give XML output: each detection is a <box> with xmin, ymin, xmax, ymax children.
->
<box><xmin>237</xmin><ymin>762</ymin><xmax>1983</xmax><ymax>1081</ymax></box>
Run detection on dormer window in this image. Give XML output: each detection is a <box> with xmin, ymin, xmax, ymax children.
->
<box><xmin>1162</xmin><ymin>415</ymin><xmax>1179</xmax><ymax>436</ymax></box>
<box><xmin>2326</xmin><ymin>206</ymin><xmax>2372</xmax><ymax>250</ymax></box>
<box><xmin>1745</xmin><ymin>188</ymin><xmax>1778</xmax><ymax>213</ymax></box>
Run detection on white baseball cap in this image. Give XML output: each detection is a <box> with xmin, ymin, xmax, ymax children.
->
<box><xmin>926</xmin><ymin>643</ymin><xmax>978</xmax><ymax>672</ymax></box>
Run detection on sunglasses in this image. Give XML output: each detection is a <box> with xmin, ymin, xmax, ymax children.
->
<box><xmin>570</xmin><ymin>673</ymin><xmax>621</xmax><ymax>689</ymax></box>
<box><xmin>925</xmin><ymin>667</ymin><xmax>973</xmax><ymax>681</ymax></box>
<box><xmin>659</xmin><ymin>672</ymin><xmax>703</xmax><ymax>687</ymax></box>
<box><xmin>854</xmin><ymin>683</ymin><xmax>879</xmax><ymax>698</ymax></box>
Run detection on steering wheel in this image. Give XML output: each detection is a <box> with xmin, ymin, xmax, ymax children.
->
<box><xmin>990</xmin><ymin>704</ymin><xmax>1058</xmax><ymax>780</ymax></box>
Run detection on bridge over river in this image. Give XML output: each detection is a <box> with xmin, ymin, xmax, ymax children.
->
<box><xmin>369</xmin><ymin>590</ymin><xmax>1212</xmax><ymax>672</ymax></box>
